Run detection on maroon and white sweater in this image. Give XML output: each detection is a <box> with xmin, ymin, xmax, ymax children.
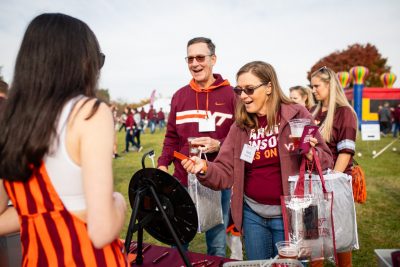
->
<box><xmin>157</xmin><ymin>74</ymin><xmax>236</xmax><ymax>186</ymax></box>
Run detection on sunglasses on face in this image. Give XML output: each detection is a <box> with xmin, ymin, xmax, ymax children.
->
<box><xmin>185</xmin><ymin>54</ymin><xmax>212</xmax><ymax>64</ymax></box>
<box><xmin>99</xmin><ymin>52</ymin><xmax>105</xmax><ymax>69</ymax></box>
<box><xmin>233</xmin><ymin>83</ymin><xmax>267</xmax><ymax>96</ymax></box>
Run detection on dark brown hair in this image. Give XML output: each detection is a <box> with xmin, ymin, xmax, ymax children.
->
<box><xmin>0</xmin><ymin>13</ymin><xmax>103</xmax><ymax>181</ymax></box>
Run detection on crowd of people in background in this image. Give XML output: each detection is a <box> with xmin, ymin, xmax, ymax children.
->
<box><xmin>378</xmin><ymin>101</ymin><xmax>400</xmax><ymax>138</ymax></box>
<box><xmin>109</xmin><ymin>104</ymin><xmax>167</xmax><ymax>156</ymax></box>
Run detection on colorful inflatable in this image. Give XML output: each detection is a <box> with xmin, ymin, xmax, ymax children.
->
<box><xmin>344</xmin><ymin>68</ymin><xmax>400</xmax><ymax>123</ymax></box>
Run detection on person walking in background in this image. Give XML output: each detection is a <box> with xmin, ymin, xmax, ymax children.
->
<box><xmin>158</xmin><ymin>37</ymin><xmax>236</xmax><ymax>257</ymax></box>
<box><xmin>378</xmin><ymin>102</ymin><xmax>392</xmax><ymax>136</ymax></box>
<box><xmin>393</xmin><ymin>103</ymin><xmax>400</xmax><ymax>138</ymax></box>
<box><xmin>0</xmin><ymin>13</ymin><xmax>127</xmax><ymax>266</ymax></box>
<box><xmin>119</xmin><ymin>106</ymin><xmax>128</xmax><ymax>132</ymax></box>
<box><xmin>289</xmin><ymin>85</ymin><xmax>315</xmax><ymax>110</ymax></box>
<box><xmin>147</xmin><ymin>105</ymin><xmax>157</xmax><ymax>134</ymax></box>
<box><xmin>124</xmin><ymin>107</ymin><xmax>142</xmax><ymax>152</ymax></box>
<box><xmin>157</xmin><ymin>107</ymin><xmax>166</xmax><ymax>130</ymax></box>
<box><xmin>111</xmin><ymin>105</ymin><xmax>120</xmax><ymax>159</ymax></box>
<box><xmin>0</xmin><ymin>80</ymin><xmax>8</xmax><ymax>111</ymax></box>
<box><xmin>133</xmin><ymin>108</ymin><xmax>142</xmax><ymax>146</ymax></box>
<box><xmin>140</xmin><ymin>107</ymin><xmax>146</xmax><ymax>133</ymax></box>
<box><xmin>311</xmin><ymin>66</ymin><xmax>358</xmax><ymax>267</ymax></box>
<box><xmin>181</xmin><ymin>61</ymin><xmax>332</xmax><ymax>260</ymax></box>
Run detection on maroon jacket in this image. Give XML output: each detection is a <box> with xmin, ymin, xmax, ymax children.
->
<box><xmin>158</xmin><ymin>74</ymin><xmax>236</xmax><ymax>186</ymax></box>
<box><xmin>197</xmin><ymin>103</ymin><xmax>333</xmax><ymax>233</ymax></box>
<box><xmin>157</xmin><ymin>111</ymin><xmax>165</xmax><ymax>120</ymax></box>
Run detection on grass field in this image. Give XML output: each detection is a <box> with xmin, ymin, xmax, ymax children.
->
<box><xmin>113</xmin><ymin>128</ymin><xmax>400</xmax><ymax>266</ymax></box>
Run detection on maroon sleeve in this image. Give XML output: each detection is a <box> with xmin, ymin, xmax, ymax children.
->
<box><xmin>197</xmin><ymin>124</ymin><xmax>237</xmax><ymax>190</ymax></box>
<box><xmin>157</xmin><ymin>96</ymin><xmax>179</xmax><ymax>168</ymax></box>
<box><xmin>336</xmin><ymin>107</ymin><xmax>357</xmax><ymax>155</ymax></box>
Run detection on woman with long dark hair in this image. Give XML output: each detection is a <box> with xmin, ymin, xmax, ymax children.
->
<box><xmin>0</xmin><ymin>13</ymin><xmax>127</xmax><ymax>266</ymax></box>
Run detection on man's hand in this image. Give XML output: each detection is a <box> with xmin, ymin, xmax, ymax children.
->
<box><xmin>190</xmin><ymin>137</ymin><xmax>220</xmax><ymax>153</ymax></box>
<box><xmin>158</xmin><ymin>165</ymin><xmax>168</xmax><ymax>172</ymax></box>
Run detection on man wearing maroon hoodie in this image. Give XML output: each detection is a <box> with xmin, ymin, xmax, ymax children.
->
<box><xmin>158</xmin><ymin>37</ymin><xmax>236</xmax><ymax>257</ymax></box>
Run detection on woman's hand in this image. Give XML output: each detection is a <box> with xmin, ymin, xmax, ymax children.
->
<box><xmin>181</xmin><ymin>157</ymin><xmax>205</xmax><ymax>174</ymax></box>
<box><xmin>305</xmin><ymin>137</ymin><xmax>318</xmax><ymax>161</ymax></box>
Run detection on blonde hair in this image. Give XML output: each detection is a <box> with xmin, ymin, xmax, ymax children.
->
<box><xmin>235</xmin><ymin>61</ymin><xmax>292</xmax><ymax>132</ymax></box>
<box><xmin>289</xmin><ymin>85</ymin><xmax>315</xmax><ymax>110</ymax></box>
<box><xmin>311</xmin><ymin>67</ymin><xmax>357</xmax><ymax>142</ymax></box>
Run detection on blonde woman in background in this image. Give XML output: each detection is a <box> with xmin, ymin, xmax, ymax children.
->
<box><xmin>311</xmin><ymin>66</ymin><xmax>357</xmax><ymax>267</ymax></box>
<box><xmin>289</xmin><ymin>85</ymin><xmax>315</xmax><ymax>110</ymax></box>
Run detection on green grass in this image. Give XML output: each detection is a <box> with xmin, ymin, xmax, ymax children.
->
<box><xmin>113</xmin><ymin>129</ymin><xmax>400</xmax><ymax>266</ymax></box>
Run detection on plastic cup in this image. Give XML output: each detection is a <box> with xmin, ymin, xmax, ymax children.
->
<box><xmin>276</xmin><ymin>241</ymin><xmax>298</xmax><ymax>259</ymax></box>
<box><xmin>188</xmin><ymin>137</ymin><xmax>201</xmax><ymax>157</ymax></box>
<box><xmin>289</xmin><ymin>119</ymin><xmax>310</xmax><ymax>148</ymax></box>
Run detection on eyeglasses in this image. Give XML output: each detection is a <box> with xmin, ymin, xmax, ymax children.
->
<box><xmin>185</xmin><ymin>54</ymin><xmax>212</xmax><ymax>64</ymax></box>
<box><xmin>99</xmin><ymin>52</ymin><xmax>105</xmax><ymax>69</ymax></box>
<box><xmin>233</xmin><ymin>83</ymin><xmax>267</xmax><ymax>96</ymax></box>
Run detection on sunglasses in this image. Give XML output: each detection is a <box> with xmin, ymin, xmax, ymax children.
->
<box><xmin>233</xmin><ymin>83</ymin><xmax>267</xmax><ymax>96</ymax></box>
<box><xmin>185</xmin><ymin>54</ymin><xmax>212</xmax><ymax>64</ymax></box>
<box><xmin>99</xmin><ymin>52</ymin><xmax>105</xmax><ymax>69</ymax></box>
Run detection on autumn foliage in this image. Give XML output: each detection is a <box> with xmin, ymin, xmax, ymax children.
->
<box><xmin>308</xmin><ymin>43</ymin><xmax>391</xmax><ymax>87</ymax></box>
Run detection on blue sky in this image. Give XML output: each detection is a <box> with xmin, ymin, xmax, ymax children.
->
<box><xmin>1</xmin><ymin>0</ymin><xmax>399</xmax><ymax>102</ymax></box>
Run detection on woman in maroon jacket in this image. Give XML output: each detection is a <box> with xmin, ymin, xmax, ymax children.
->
<box><xmin>182</xmin><ymin>61</ymin><xmax>333</xmax><ymax>260</ymax></box>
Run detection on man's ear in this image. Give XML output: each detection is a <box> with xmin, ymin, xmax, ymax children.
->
<box><xmin>211</xmin><ymin>54</ymin><xmax>217</xmax><ymax>66</ymax></box>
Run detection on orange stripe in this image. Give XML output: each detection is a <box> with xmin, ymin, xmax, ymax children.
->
<box><xmin>26</xmin><ymin>221</ymin><xmax>39</xmax><ymax>266</ymax></box>
<box><xmin>34</xmin><ymin>216</ymin><xmax>58</xmax><ymax>264</ymax></box>
<box><xmin>52</xmin><ymin>213</ymin><xmax>76</xmax><ymax>267</ymax></box>
<box><xmin>39</xmin><ymin>165</ymin><xmax>64</xmax><ymax>210</ymax></box>
<box><xmin>176</xmin><ymin>114</ymin><xmax>206</xmax><ymax>120</ymax></box>
<box><xmin>103</xmin><ymin>245</ymin><xmax>117</xmax><ymax>266</ymax></box>
<box><xmin>13</xmin><ymin>182</ymin><xmax>29</xmax><ymax>215</ymax></box>
<box><xmin>72</xmin><ymin>219</ymin><xmax>97</xmax><ymax>266</ymax></box>
<box><xmin>28</xmin><ymin>177</ymin><xmax>47</xmax><ymax>214</ymax></box>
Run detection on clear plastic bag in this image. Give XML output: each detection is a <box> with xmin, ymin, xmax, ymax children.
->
<box><xmin>282</xmin><ymin>193</ymin><xmax>336</xmax><ymax>264</ymax></box>
<box><xmin>288</xmin><ymin>170</ymin><xmax>359</xmax><ymax>252</ymax></box>
<box><xmin>187</xmin><ymin>173</ymin><xmax>223</xmax><ymax>232</ymax></box>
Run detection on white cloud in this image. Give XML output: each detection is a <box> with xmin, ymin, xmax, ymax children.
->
<box><xmin>1</xmin><ymin>0</ymin><xmax>400</xmax><ymax>102</ymax></box>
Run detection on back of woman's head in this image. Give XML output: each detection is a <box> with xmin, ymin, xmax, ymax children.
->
<box><xmin>0</xmin><ymin>13</ymin><xmax>103</xmax><ymax>181</ymax></box>
<box><xmin>235</xmin><ymin>61</ymin><xmax>291</xmax><ymax>130</ymax></box>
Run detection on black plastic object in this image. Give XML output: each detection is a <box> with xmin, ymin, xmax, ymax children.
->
<box><xmin>128</xmin><ymin>168</ymin><xmax>198</xmax><ymax>245</ymax></box>
<box><xmin>124</xmin><ymin>151</ymin><xmax>197</xmax><ymax>267</ymax></box>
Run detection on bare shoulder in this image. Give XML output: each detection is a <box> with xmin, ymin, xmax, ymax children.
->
<box><xmin>68</xmin><ymin>98</ymin><xmax>113</xmax><ymax>134</ymax></box>
<box><xmin>73</xmin><ymin>98</ymin><xmax>111</xmax><ymax>121</ymax></box>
